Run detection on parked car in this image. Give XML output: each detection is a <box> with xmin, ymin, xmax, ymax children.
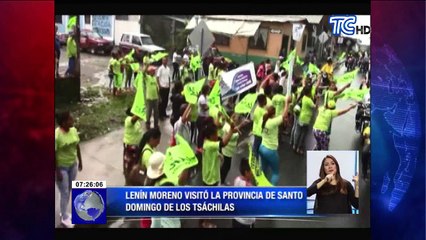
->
<box><xmin>119</xmin><ymin>32</ymin><xmax>165</xmax><ymax>56</ymax></box>
<box><xmin>80</xmin><ymin>29</ymin><xmax>114</xmax><ymax>55</ymax></box>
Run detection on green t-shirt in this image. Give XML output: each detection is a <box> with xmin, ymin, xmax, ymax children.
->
<box><xmin>324</xmin><ymin>90</ymin><xmax>336</xmax><ymax>106</ymax></box>
<box><xmin>252</xmin><ymin>105</ymin><xmax>266</xmax><ymax>137</ymax></box>
<box><xmin>66</xmin><ymin>37</ymin><xmax>77</xmax><ymax>58</ymax></box>
<box><xmin>266</xmin><ymin>97</ymin><xmax>273</xmax><ymax>107</ymax></box>
<box><xmin>141</xmin><ymin>144</ymin><xmax>154</xmax><ymax>168</ymax></box>
<box><xmin>145</xmin><ymin>74</ymin><xmax>159</xmax><ymax>100</ymax></box>
<box><xmin>313</xmin><ymin>107</ymin><xmax>338</xmax><ymax>132</ymax></box>
<box><xmin>180</xmin><ymin>66</ymin><xmax>190</xmax><ymax>83</ymax></box>
<box><xmin>222</xmin><ymin>123</ymin><xmax>239</xmax><ymax>157</ymax></box>
<box><xmin>209</xmin><ymin>107</ymin><xmax>224</xmax><ymax>137</ymax></box>
<box><xmin>202</xmin><ymin>139</ymin><xmax>221</xmax><ymax>185</ymax></box>
<box><xmin>272</xmin><ymin>94</ymin><xmax>286</xmax><ymax>117</ymax></box>
<box><xmin>123</xmin><ymin>116</ymin><xmax>143</xmax><ymax>145</ymax></box>
<box><xmin>299</xmin><ymin>96</ymin><xmax>316</xmax><ymax>125</ymax></box>
<box><xmin>261</xmin><ymin>115</ymin><xmax>283</xmax><ymax>150</ymax></box>
<box><xmin>55</xmin><ymin>127</ymin><xmax>80</xmax><ymax>168</ymax></box>
<box><xmin>111</xmin><ymin>59</ymin><xmax>121</xmax><ymax>74</ymax></box>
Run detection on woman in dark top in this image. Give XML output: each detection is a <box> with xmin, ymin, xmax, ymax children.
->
<box><xmin>170</xmin><ymin>81</ymin><xmax>186</xmax><ymax>127</ymax></box>
<box><xmin>307</xmin><ymin>155</ymin><xmax>359</xmax><ymax>214</ymax></box>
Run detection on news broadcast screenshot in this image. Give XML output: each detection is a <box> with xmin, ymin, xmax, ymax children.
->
<box><xmin>43</xmin><ymin>1</ymin><xmax>424</xmax><ymax>239</ymax></box>
<box><xmin>54</xmin><ymin>13</ymin><xmax>371</xmax><ymax>229</ymax></box>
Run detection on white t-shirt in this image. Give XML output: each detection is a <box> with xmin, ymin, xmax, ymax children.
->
<box><xmin>197</xmin><ymin>95</ymin><xmax>209</xmax><ymax>117</ymax></box>
<box><xmin>234</xmin><ymin>176</ymin><xmax>256</xmax><ymax>225</ymax></box>
<box><xmin>172</xmin><ymin>52</ymin><xmax>179</xmax><ymax>63</ymax></box>
<box><xmin>174</xmin><ymin>117</ymin><xmax>191</xmax><ymax>141</ymax></box>
<box><xmin>183</xmin><ymin>54</ymin><xmax>189</xmax><ymax>63</ymax></box>
<box><xmin>156</xmin><ymin>64</ymin><xmax>171</xmax><ymax>88</ymax></box>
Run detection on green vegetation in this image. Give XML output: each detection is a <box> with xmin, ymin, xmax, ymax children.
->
<box><xmin>55</xmin><ymin>88</ymin><xmax>135</xmax><ymax>141</ymax></box>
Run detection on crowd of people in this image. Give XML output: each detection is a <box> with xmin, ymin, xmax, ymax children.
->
<box><xmin>55</xmin><ymin>40</ymin><xmax>369</xmax><ymax>228</ymax></box>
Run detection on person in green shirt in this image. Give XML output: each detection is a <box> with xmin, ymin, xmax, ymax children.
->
<box><xmin>65</xmin><ymin>31</ymin><xmax>77</xmax><ymax>77</ymax></box>
<box><xmin>111</xmin><ymin>51</ymin><xmax>124</xmax><ymax>96</ymax></box>
<box><xmin>180</xmin><ymin>60</ymin><xmax>191</xmax><ymax>84</ymax></box>
<box><xmin>258</xmin><ymin>103</ymin><xmax>287</xmax><ymax>186</ymax></box>
<box><xmin>124</xmin><ymin>49</ymin><xmax>135</xmax><ymax>91</ymax></box>
<box><xmin>294</xmin><ymin>85</ymin><xmax>318</xmax><ymax>155</ymax></box>
<box><xmin>288</xmin><ymin>85</ymin><xmax>300</xmax><ymax>147</ymax></box>
<box><xmin>137</xmin><ymin>128</ymin><xmax>162</xmax><ymax>176</ymax></box>
<box><xmin>324</xmin><ymin>81</ymin><xmax>351</xmax><ymax>107</ymax></box>
<box><xmin>220</xmin><ymin>113</ymin><xmax>250</xmax><ymax>185</ymax></box>
<box><xmin>313</xmin><ymin>101</ymin><xmax>356</xmax><ymax>150</ymax></box>
<box><xmin>123</xmin><ymin>107</ymin><xmax>144</xmax><ymax>177</ymax></box>
<box><xmin>55</xmin><ymin>111</ymin><xmax>83</xmax><ymax>228</ymax></box>
<box><xmin>272</xmin><ymin>85</ymin><xmax>286</xmax><ymax>142</ymax></box>
<box><xmin>144</xmin><ymin>66</ymin><xmax>160</xmax><ymax>129</ymax></box>
<box><xmin>252</xmin><ymin>94</ymin><xmax>267</xmax><ymax>159</ymax></box>
<box><xmin>200</xmin><ymin>122</ymin><xmax>237</xmax><ymax>228</ymax></box>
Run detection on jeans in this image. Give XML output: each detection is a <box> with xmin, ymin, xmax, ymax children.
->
<box><xmin>252</xmin><ymin>135</ymin><xmax>262</xmax><ymax>159</ymax></box>
<box><xmin>290</xmin><ymin>114</ymin><xmax>299</xmax><ymax>147</ymax></box>
<box><xmin>56</xmin><ymin>162</ymin><xmax>78</xmax><ymax>219</ymax></box>
<box><xmin>172</xmin><ymin>62</ymin><xmax>180</xmax><ymax>81</ymax></box>
<box><xmin>294</xmin><ymin>122</ymin><xmax>309</xmax><ymax>150</ymax></box>
<box><xmin>259</xmin><ymin>144</ymin><xmax>280</xmax><ymax>186</ymax></box>
<box><xmin>125</xmin><ymin>67</ymin><xmax>133</xmax><ymax>89</ymax></box>
<box><xmin>196</xmin><ymin>116</ymin><xmax>208</xmax><ymax>149</ymax></box>
<box><xmin>159</xmin><ymin>87</ymin><xmax>170</xmax><ymax>118</ymax></box>
<box><xmin>146</xmin><ymin>99</ymin><xmax>159</xmax><ymax>129</ymax></box>
<box><xmin>221</xmin><ymin>155</ymin><xmax>232</xmax><ymax>184</ymax></box>
<box><xmin>65</xmin><ymin>57</ymin><xmax>76</xmax><ymax>76</ymax></box>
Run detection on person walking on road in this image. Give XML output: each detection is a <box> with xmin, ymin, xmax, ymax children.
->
<box><xmin>157</xmin><ymin>57</ymin><xmax>172</xmax><ymax>120</ymax></box>
<box><xmin>65</xmin><ymin>30</ymin><xmax>77</xmax><ymax>77</ymax></box>
<box><xmin>55</xmin><ymin>111</ymin><xmax>83</xmax><ymax>228</ymax></box>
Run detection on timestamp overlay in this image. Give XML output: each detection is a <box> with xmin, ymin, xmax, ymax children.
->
<box><xmin>71</xmin><ymin>181</ymin><xmax>107</xmax><ymax>224</ymax></box>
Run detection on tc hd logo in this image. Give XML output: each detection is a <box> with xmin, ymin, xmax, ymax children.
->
<box><xmin>329</xmin><ymin>15</ymin><xmax>371</xmax><ymax>36</ymax></box>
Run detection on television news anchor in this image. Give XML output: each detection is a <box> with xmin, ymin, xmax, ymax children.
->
<box><xmin>307</xmin><ymin>155</ymin><xmax>359</xmax><ymax>214</ymax></box>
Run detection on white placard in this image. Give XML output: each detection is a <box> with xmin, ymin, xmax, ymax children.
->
<box><xmin>292</xmin><ymin>23</ymin><xmax>306</xmax><ymax>41</ymax></box>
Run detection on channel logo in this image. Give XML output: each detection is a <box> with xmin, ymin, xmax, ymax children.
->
<box><xmin>329</xmin><ymin>15</ymin><xmax>370</xmax><ymax>36</ymax></box>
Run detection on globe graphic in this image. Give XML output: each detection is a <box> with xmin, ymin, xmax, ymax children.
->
<box><xmin>371</xmin><ymin>44</ymin><xmax>421</xmax><ymax>212</ymax></box>
<box><xmin>73</xmin><ymin>190</ymin><xmax>105</xmax><ymax>221</ymax></box>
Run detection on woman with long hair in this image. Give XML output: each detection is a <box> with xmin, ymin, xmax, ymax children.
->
<box><xmin>123</xmin><ymin>107</ymin><xmax>143</xmax><ymax>177</ymax></box>
<box><xmin>307</xmin><ymin>155</ymin><xmax>359</xmax><ymax>214</ymax></box>
<box><xmin>55</xmin><ymin>111</ymin><xmax>83</xmax><ymax>228</ymax></box>
<box><xmin>138</xmin><ymin>128</ymin><xmax>162</xmax><ymax>173</ymax></box>
<box><xmin>258</xmin><ymin>104</ymin><xmax>287</xmax><ymax>186</ymax></box>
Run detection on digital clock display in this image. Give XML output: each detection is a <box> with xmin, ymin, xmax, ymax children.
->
<box><xmin>72</xmin><ymin>180</ymin><xmax>106</xmax><ymax>189</ymax></box>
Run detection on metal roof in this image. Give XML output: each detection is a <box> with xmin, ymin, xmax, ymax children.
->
<box><xmin>203</xmin><ymin>15</ymin><xmax>324</xmax><ymax>24</ymax></box>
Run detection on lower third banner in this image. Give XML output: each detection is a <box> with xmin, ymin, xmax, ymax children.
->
<box><xmin>107</xmin><ymin>187</ymin><xmax>306</xmax><ymax>217</ymax></box>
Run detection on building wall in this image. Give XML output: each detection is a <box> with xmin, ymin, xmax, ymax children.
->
<box><xmin>216</xmin><ymin>21</ymin><xmax>310</xmax><ymax>64</ymax></box>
